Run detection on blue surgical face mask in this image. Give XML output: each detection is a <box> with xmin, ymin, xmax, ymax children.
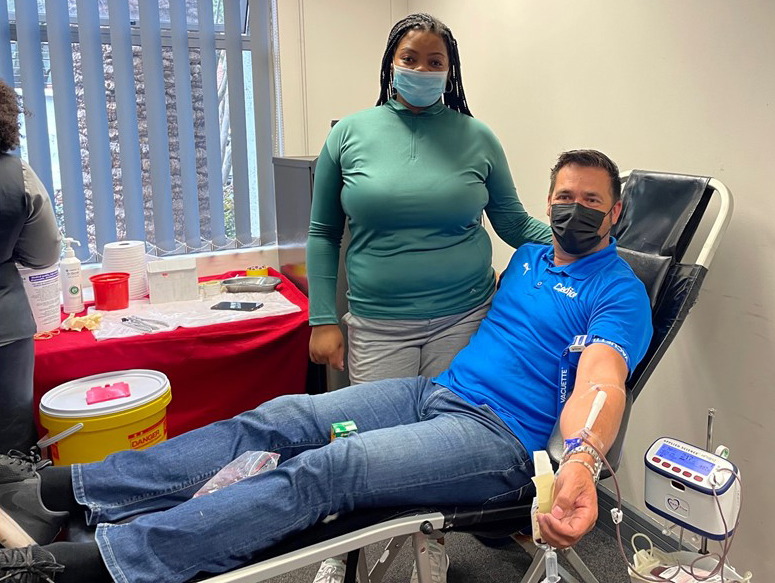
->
<box><xmin>392</xmin><ymin>65</ymin><xmax>447</xmax><ymax>108</ymax></box>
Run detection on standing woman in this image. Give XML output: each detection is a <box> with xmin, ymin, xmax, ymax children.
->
<box><xmin>308</xmin><ymin>16</ymin><xmax>549</xmax><ymax>581</ymax></box>
<box><xmin>0</xmin><ymin>79</ymin><xmax>61</xmax><ymax>453</ymax></box>
<box><xmin>307</xmin><ymin>13</ymin><xmax>551</xmax><ymax>387</ymax></box>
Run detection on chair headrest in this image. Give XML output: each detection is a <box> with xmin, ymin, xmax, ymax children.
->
<box><xmin>613</xmin><ymin>170</ymin><xmax>711</xmax><ymax>261</ymax></box>
<box><xmin>616</xmin><ymin>248</ymin><xmax>671</xmax><ymax>308</ymax></box>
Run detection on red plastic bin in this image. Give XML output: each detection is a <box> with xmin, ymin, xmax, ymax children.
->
<box><xmin>89</xmin><ymin>273</ymin><xmax>130</xmax><ymax>310</ymax></box>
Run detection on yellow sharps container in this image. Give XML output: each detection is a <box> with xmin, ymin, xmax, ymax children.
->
<box><xmin>39</xmin><ymin>370</ymin><xmax>172</xmax><ymax>465</ymax></box>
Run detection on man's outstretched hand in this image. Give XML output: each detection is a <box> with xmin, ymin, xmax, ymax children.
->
<box><xmin>536</xmin><ymin>462</ymin><xmax>598</xmax><ymax>548</ymax></box>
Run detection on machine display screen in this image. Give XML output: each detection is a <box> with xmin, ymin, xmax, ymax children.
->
<box><xmin>656</xmin><ymin>443</ymin><xmax>715</xmax><ymax>475</ymax></box>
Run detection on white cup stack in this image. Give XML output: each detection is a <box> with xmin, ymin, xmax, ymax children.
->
<box><xmin>102</xmin><ymin>241</ymin><xmax>148</xmax><ymax>300</ymax></box>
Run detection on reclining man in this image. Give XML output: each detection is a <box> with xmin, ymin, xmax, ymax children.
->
<box><xmin>0</xmin><ymin>149</ymin><xmax>652</xmax><ymax>583</ymax></box>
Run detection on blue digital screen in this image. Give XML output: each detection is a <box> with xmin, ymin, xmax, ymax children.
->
<box><xmin>656</xmin><ymin>443</ymin><xmax>715</xmax><ymax>476</ymax></box>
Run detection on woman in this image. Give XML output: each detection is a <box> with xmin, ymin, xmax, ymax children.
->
<box><xmin>307</xmin><ymin>13</ymin><xmax>550</xmax><ymax>583</ymax></box>
<box><xmin>308</xmin><ymin>13</ymin><xmax>550</xmax><ymax>383</ymax></box>
<box><xmin>0</xmin><ymin>79</ymin><xmax>62</xmax><ymax>453</ymax></box>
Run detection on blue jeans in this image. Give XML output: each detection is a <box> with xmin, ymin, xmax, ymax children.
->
<box><xmin>72</xmin><ymin>377</ymin><xmax>533</xmax><ymax>583</ymax></box>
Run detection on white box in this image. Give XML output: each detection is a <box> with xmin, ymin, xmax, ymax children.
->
<box><xmin>147</xmin><ymin>257</ymin><xmax>199</xmax><ymax>304</ymax></box>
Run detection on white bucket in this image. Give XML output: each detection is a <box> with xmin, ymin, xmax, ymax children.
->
<box><xmin>17</xmin><ymin>264</ymin><xmax>61</xmax><ymax>333</ymax></box>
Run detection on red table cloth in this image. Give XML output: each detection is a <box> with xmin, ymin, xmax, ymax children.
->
<box><xmin>33</xmin><ymin>269</ymin><xmax>311</xmax><ymax>437</ymax></box>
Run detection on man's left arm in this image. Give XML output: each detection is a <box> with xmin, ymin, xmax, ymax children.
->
<box><xmin>536</xmin><ymin>342</ymin><xmax>628</xmax><ymax>548</ymax></box>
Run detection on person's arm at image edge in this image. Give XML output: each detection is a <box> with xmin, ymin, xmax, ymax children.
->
<box><xmin>13</xmin><ymin>160</ymin><xmax>62</xmax><ymax>268</ymax></box>
<box><xmin>306</xmin><ymin>142</ymin><xmax>346</xmax><ymax>370</ymax></box>
<box><xmin>536</xmin><ymin>343</ymin><xmax>627</xmax><ymax>548</ymax></box>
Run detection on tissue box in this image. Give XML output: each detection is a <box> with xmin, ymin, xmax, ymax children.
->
<box><xmin>147</xmin><ymin>257</ymin><xmax>199</xmax><ymax>304</ymax></box>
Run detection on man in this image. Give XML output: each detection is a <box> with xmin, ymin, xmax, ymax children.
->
<box><xmin>0</xmin><ymin>150</ymin><xmax>651</xmax><ymax>583</ymax></box>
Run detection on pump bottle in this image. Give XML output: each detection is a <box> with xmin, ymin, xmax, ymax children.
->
<box><xmin>60</xmin><ymin>238</ymin><xmax>84</xmax><ymax>313</ymax></box>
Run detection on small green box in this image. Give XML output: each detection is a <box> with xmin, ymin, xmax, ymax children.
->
<box><xmin>331</xmin><ymin>420</ymin><xmax>358</xmax><ymax>440</ymax></box>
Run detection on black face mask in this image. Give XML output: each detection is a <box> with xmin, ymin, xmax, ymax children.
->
<box><xmin>550</xmin><ymin>203</ymin><xmax>613</xmax><ymax>255</ymax></box>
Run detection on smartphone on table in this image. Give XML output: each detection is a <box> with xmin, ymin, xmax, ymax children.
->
<box><xmin>210</xmin><ymin>301</ymin><xmax>263</xmax><ymax>312</ymax></box>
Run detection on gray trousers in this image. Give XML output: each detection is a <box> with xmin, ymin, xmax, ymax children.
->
<box><xmin>344</xmin><ymin>297</ymin><xmax>493</xmax><ymax>384</ymax></box>
<box><xmin>0</xmin><ymin>337</ymin><xmax>37</xmax><ymax>452</ymax></box>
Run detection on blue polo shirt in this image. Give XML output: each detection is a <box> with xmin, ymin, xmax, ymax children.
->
<box><xmin>434</xmin><ymin>239</ymin><xmax>652</xmax><ymax>453</ymax></box>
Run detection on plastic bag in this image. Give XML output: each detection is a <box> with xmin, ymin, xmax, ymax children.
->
<box><xmin>193</xmin><ymin>451</ymin><xmax>280</xmax><ymax>497</ymax></box>
<box><xmin>630</xmin><ymin>549</ymin><xmax>752</xmax><ymax>583</ymax></box>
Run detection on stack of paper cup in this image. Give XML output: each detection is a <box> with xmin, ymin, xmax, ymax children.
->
<box><xmin>102</xmin><ymin>241</ymin><xmax>148</xmax><ymax>300</ymax></box>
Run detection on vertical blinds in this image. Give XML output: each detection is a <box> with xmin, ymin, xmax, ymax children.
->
<box><xmin>1</xmin><ymin>0</ymin><xmax>279</xmax><ymax>261</ymax></box>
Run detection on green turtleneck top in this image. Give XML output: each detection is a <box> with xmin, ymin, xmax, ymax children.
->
<box><xmin>307</xmin><ymin>99</ymin><xmax>551</xmax><ymax>325</ymax></box>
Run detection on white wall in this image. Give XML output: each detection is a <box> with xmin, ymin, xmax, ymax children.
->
<box><xmin>277</xmin><ymin>1</ymin><xmax>775</xmax><ymax>576</ymax></box>
<box><xmin>277</xmin><ymin>0</ymin><xmax>410</xmax><ymax>156</ymax></box>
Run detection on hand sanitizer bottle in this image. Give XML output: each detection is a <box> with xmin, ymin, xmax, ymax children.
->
<box><xmin>60</xmin><ymin>238</ymin><xmax>84</xmax><ymax>313</ymax></box>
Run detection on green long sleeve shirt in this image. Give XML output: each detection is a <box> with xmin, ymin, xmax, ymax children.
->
<box><xmin>307</xmin><ymin>98</ymin><xmax>551</xmax><ymax>325</ymax></box>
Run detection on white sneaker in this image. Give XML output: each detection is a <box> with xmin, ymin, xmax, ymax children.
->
<box><xmin>410</xmin><ymin>539</ymin><xmax>449</xmax><ymax>583</ymax></box>
<box><xmin>313</xmin><ymin>558</ymin><xmax>346</xmax><ymax>583</ymax></box>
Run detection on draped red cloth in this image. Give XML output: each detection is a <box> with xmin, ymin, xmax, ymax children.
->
<box><xmin>33</xmin><ymin>269</ymin><xmax>310</xmax><ymax>437</ymax></box>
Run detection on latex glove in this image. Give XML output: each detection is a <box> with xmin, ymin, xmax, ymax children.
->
<box><xmin>61</xmin><ymin>312</ymin><xmax>103</xmax><ymax>331</ymax></box>
<box><xmin>536</xmin><ymin>462</ymin><xmax>598</xmax><ymax>548</ymax></box>
<box><xmin>309</xmin><ymin>324</ymin><xmax>345</xmax><ymax>371</ymax></box>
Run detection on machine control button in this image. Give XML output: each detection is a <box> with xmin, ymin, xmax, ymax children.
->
<box><xmin>652</xmin><ymin>457</ymin><xmax>661</xmax><ymax>463</ymax></box>
<box><xmin>693</xmin><ymin>475</ymin><xmax>703</xmax><ymax>482</ymax></box>
<box><xmin>662</xmin><ymin>461</ymin><xmax>671</xmax><ymax>468</ymax></box>
<box><xmin>671</xmin><ymin>466</ymin><xmax>681</xmax><ymax>473</ymax></box>
<box><xmin>683</xmin><ymin>471</ymin><xmax>692</xmax><ymax>477</ymax></box>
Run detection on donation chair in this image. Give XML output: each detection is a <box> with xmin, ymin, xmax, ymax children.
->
<box><xmin>171</xmin><ymin>171</ymin><xmax>734</xmax><ymax>583</ymax></box>
<box><xmin>513</xmin><ymin>170</ymin><xmax>733</xmax><ymax>583</ymax></box>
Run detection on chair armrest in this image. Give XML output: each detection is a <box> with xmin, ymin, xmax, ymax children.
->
<box><xmin>545</xmin><ymin>389</ymin><xmax>633</xmax><ymax>479</ymax></box>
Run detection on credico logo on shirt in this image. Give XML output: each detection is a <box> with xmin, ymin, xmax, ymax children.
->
<box><xmin>553</xmin><ymin>283</ymin><xmax>578</xmax><ymax>298</ymax></box>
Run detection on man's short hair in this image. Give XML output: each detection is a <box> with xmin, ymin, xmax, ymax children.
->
<box><xmin>549</xmin><ymin>150</ymin><xmax>622</xmax><ymax>203</ymax></box>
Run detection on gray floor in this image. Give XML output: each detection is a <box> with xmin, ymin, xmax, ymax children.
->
<box><xmin>265</xmin><ymin>526</ymin><xmax>632</xmax><ymax>583</ymax></box>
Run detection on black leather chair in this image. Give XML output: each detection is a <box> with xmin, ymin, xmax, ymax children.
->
<box><xmin>195</xmin><ymin>171</ymin><xmax>735</xmax><ymax>583</ymax></box>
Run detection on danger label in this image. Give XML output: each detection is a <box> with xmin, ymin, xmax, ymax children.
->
<box><xmin>127</xmin><ymin>416</ymin><xmax>167</xmax><ymax>449</ymax></box>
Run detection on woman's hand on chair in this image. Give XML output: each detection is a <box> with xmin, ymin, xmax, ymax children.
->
<box><xmin>309</xmin><ymin>324</ymin><xmax>345</xmax><ymax>371</ymax></box>
<box><xmin>536</xmin><ymin>462</ymin><xmax>598</xmax><ymax>548</ymax></box>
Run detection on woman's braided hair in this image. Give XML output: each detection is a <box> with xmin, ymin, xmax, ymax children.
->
<box><xmin>376</xmin><ymin>13</ymin><xmax>472</xmax><ymax>117</ymax></box>
<box><xmin>0</xmin><ymin>78</ymin><xmax>21</xmax><ymax>153</ymax></box>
